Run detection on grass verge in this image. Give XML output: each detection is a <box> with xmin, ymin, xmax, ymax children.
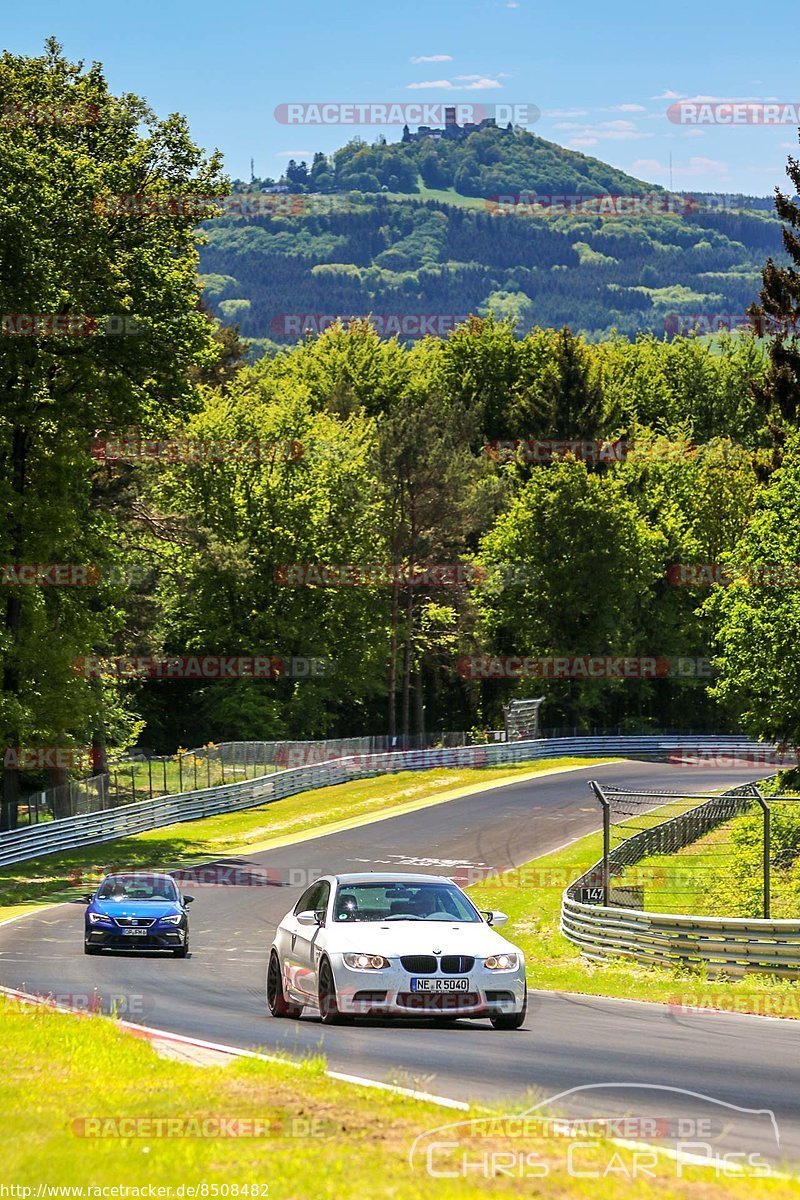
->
<box><xmin>0</xmin><ymin>758</ymin><xmax>609</xmax><ymax>916</ymax></box>
<box><xmin>1</xmin><ymin>994</ymin><xmax>795</xmax><ymax>1195</ymax></box>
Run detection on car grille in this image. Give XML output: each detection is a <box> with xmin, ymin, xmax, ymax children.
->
<box><xmin>397</xmin><ymin>992</ymin><xmax>481</xmax><ymax>1011</ymax></box>
<box><xmin>440</xmin><ymin>955</ymin><xmax>475</xmax><ymax>974</ymax></box>
<box><xmin>352</xmin><ymin>990</ymin><xmax>388</xmax><ymax>1004</ymax></box>
<box><xmin>400</xmin><ymin>955</ymin><xmax>437</xmax><ymax>974</ymax></box>
<box><xmin>113</xmin><ymin>917</ymin><xmax>156</xmax><ymax>928</ymax></box>
<box><xmin>400</xmin><ymin>955</ymin><xmax>475</xmax><ymax>974</ymax></box>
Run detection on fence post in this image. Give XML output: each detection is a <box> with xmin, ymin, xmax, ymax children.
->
<box><xmin>752</xmin><ymin>785</ymin><xmax>771</xmax><ymax>919</ymax></box>
<box><xmin>162</xmin><ymin>759</ymin><xmax>167</xmax><ymax>795</ymax></box>
<box><xmin>130</xmin><ymin>765</ymin><xmax>136</xmax><ymax>804</ymax></box>
<box><xmin>148</xmin><ymin>757</ymin><xmax>153</xmax><ymax>801</ymax></box>
<box><xmin>589</xmin><ymin>780</ymin><xmax>611</xmax><ymax>904</ymax></box>
<box><xmin>178</xmin><ymin>752</ymin><xmax>183</xmax><ymax>793</ymax></box>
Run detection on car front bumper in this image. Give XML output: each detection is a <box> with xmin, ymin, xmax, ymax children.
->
<box><xmin>330</xmin><ymin>957</ymin><xmax>526</xmax><ymax>1017</ymax></box>
<box><xmin>85</xmin><ymin>925</ymin><xmax>187</xmax><ymax>951</ymax></box>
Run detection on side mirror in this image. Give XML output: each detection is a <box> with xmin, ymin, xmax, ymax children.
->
<box><xmin>81</xmin><ymin>894</ymin><xmax>94</xmax><ymax>904</ymax></box>
<box><xmin>296</xmin><ymin>909</ymin><xmax>325</xmax><ymax>927</ymax></box>
<box><xmin>483</xmin><ymin>910</ymin><xmax>508</xmax><ymax>927</ymax></box>
<box><xmin>183</xmin><ymin>895</ymin><xmax>195</xmax><ymax>905</ymax></box>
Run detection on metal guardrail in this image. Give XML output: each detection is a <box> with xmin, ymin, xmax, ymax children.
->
<box><xmin>561</xmin><ymin>778</ymin><xmax>800</xmax><ymax>976</ymax></box>
<box><xmin>0</xmin><ymin>734</ymin><xmax>775</xmax><ymax>869</ymax></box>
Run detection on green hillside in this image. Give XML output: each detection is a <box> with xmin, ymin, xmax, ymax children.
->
<box><xmin>197</xmin><ymin>127</ymin><xmax>783</xmax><ymax>350</ymax></box>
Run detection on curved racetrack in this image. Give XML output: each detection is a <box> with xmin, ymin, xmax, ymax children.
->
<box><xmin>2</xmin><ymin>760</ymin><xmax>799</xmax><ymax>1165</ymax></box>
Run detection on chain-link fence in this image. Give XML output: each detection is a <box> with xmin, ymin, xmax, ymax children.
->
<box><xmin>570</xmin><ymin>779</ymin><xmax>800</xmax><ymax>919</ymax></box>
<box><xmin>15</xmin><ymin>731</ymin><xmax>508</xmax><ymax>824</ymax></box>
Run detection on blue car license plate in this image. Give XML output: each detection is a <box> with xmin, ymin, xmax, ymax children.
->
<box><xmin>122</xmin><ymin>929</ymin><xmax>148</xmax><ymax>936</ymax></box>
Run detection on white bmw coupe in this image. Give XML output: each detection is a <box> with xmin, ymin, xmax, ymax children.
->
<box><xmin>266</xmin><ymin>872</ymin><xmax>527</xmax><ymax>1029</ymax></box>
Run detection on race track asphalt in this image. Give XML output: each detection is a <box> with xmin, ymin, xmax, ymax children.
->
<box><xmin>2</xmin><ymin>759</ymin><xmax>798</xmax><ymax>1168</ymax></box>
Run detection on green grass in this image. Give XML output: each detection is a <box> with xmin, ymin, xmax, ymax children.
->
<box><xmin>0</xmin><ymin>758</ymin><xmax>607</xmax><ymax>914</ymax></box>
<box><xmin>2</xmin><ymin>995</ymin><xmax>795</xmax><ymax>1196</ymax></box>
<box><xmin>467</xmin><ymin>831</ymin><xmax>800</xmax><ymax>1017</ymax></box>
<box><xmin>381</xmin><ymin>185</ymin><xmax>490</xmax><ymax>210</ymax></box>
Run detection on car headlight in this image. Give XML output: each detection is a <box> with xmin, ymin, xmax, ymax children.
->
<box><xmin>88</xmin><ymin>913</ymin><xmax>112</xmax><ymax>924</ymax></box>
<box><xmin>343</xmin><ymin>953</ymin><xmax>391</xmax><ymax>970</ymax></box>
<box><xmin>484</xmin><ymin>953</ymin><xmax>519</xmax><ymax>971</ymax></box>
<box><xmin>159</xmin><ymin>914</ymin><xmax>184</xmax><ymax>925</ymax></box>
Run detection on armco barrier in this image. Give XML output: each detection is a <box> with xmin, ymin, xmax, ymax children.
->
<box><xmin>0</xmin><ymin>734</ymin><xmax>775</xmax><ymax>869</ymax></box>
<box><xmin>560</xmin><ymin>779</ymin><xmax>800</xmax><ymax>976</ymax></box>
<box><xmin>561</xmin><ymin>902</ymin><xmax>800</xmax><ymax>977</ymax></box>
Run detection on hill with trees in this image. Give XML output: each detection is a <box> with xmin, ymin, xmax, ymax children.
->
<box><xmin>198</xmin><ymin>127</ymin><xmax>785</xmax><ymax>348</ymax></box>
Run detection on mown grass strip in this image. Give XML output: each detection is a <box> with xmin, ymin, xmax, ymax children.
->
<box><xmin>2</xmin><ymin>994</ymin><xmax>795</xmax><ymax>1195</ymax></box>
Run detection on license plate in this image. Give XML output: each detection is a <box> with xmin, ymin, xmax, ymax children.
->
<box><xmin>411</xmin><ymin>978</ymin><xmax>468</xmax><ymax>992</ymax></box>
<box><xmin>122</xmin><ymin>929</ymin><xmax>148</xmax><ymax>937</ymax></box>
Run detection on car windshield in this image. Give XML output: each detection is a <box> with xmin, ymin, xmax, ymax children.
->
<box><xmin>97</xmin><ymin>876</ymin><xmax>179</xmax><ymax>903</ymax></box>
<box><xmin>333</xmin><ymin>882</ymin><xmax>481</xmax><ymax>923</ymax></box>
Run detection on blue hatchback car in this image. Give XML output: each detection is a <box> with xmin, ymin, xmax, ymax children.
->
<box><xmin>83</xmin><ymin>872</ymin><xmax>194</xmax><ymax>957</ymax></box>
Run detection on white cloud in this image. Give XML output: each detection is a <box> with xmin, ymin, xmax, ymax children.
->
<box><xmin>544</xmin><ymin>108</ymin><xmax>589</xmax><ymax>118</ymax></box>
<box><xmin>455</xmin><ymin>75</ymin><xmax>504</xmax><ymax>89</ymax></box>
<box><xmin>407</xmin><ymin>75</ymin><xmax>503</xmax><ymax>91</ymax></box>
<box><xmin>688</xmin><ymin>156</ymin><xmax>730</xmax><ymax>178</ymax></box>
<box><xmin>565</xmin><ymin>119</ymin><xmax>652</xmax><ymax>142</ymax></box>
<box><xmin>410</xmin><ymin>55</ymin><xmax>454</xmax><ymax>64</ymax></box>
<box><xmin>651</xmin><ymin>90</ymin><xmax>685</xmax><ymax>100</ymax></box>
<box><xmin>631</xmin><ymin>158</ymin><xmax>663</xmax><ymax>175</ymax></box>
<box><xmin>614</xmin><ymin>104</ymin><xmax>647</xmax><ymax>113</ymax></box>
<box><xmin>570</xmin><ymin>137</ymin><xmax>598</xmax><ymax>147</ymax></box>
<box><xmin>628</xmin><ymin>155</ymin><xmax>729</xmax><ymax>183</ymax></box>
<box><xmin>406</xmin><ymin>79</ymin><xmax>455</xmax><ymax>90</ymax></box>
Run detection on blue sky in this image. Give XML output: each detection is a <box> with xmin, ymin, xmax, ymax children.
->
<box><xmin>4</xmin><ymin>0</ymin><xmax>798</xmax><ymax>194</ymax></box>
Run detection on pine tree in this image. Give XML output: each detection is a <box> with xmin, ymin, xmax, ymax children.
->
<box><xmin>749</xmin><ymin>148</ymin><xmax>800</xmax><ymax>447</ymax></box>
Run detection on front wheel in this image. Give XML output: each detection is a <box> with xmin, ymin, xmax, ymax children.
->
<box><xmin>267</xmin><ymin>952</ymin><xmax>303</xmax><ymax>1018</ymax></box>
<box><xmin>490</xmin><ymin>988</ymin><xmax>527</xmax><ymax>1030</ymax></box>
<box><xmin>173</xmin><ymin>940</ymin><xmax>189</xmax><ymax>958</ymax></box>
<box><xmin>318</xmin><ymin>958</ymin><xmax>351</xmax><ymax>1025</ymax></box>
<box><xmin>84</xmin><ymin>943</ymin><xmax>101</xmax><ymax>956</ymax></box>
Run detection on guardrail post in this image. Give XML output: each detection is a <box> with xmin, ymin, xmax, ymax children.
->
<box><xmin>589</xmin><ymin>780</ymin><xmax>611</xmax><ymax>904</ymax></box>
<box><xmin>752</xmin><ymin>785</ymin><xmax>771</xmax><ymax>919</ymax></box>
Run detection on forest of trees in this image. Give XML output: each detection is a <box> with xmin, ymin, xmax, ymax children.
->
<box><xmin>4</xmin><ymin>42</ymin><xmax>800</xmax><ymax>827</ymax></box>
<box><xmin>200</xmin><ymin>191</ymin><xmax>783</xmax><ymax>348</ymax></box>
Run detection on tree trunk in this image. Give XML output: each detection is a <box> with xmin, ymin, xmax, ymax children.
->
<box><xmin>401</xmin><ymin>585</ymin><xmax>413</xmax><ymax>745</ymax></box>
<box><xmin>415</xmin><ymin>665</ymin><xmax>425</xmax><ymax>740</ymax></box>
<box><xmin>388</xmin><ymin>582</ymin><xmax>399</xmax><ymax>740</ymax></box>
<box><xmin>1</xmin><ymin>425</ymin><xmax>27</xmax><ymax>831</ymax></box>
